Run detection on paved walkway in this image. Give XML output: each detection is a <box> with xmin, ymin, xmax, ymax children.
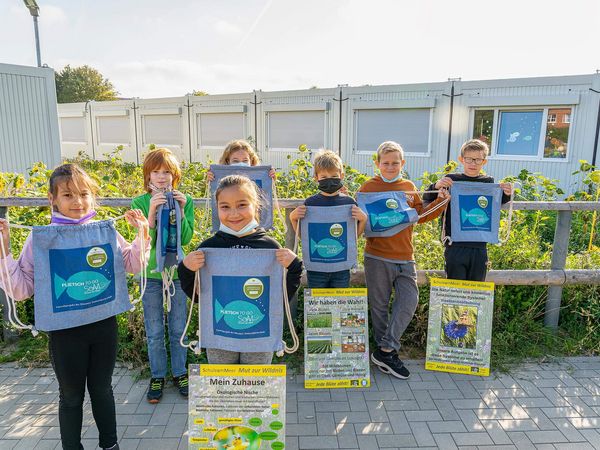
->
<box><xmin>1</xmin><ymin>358</ymin><xmax>600</xmax><ymax>450</ymax></box>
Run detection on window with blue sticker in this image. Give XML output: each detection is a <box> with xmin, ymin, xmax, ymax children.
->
<box><xmin>308</xmin><ymin>222</ymin><xmax>348</xmax><ymax>263</ymax></box>
<box><xmin>497</xmin><ymin>111</ymin><xmax>543</xmax><ymax>156</ymax></box>
<box><xmin>458</xmin><ymin>195</ymin><xmax>493</xmax><ymax>232</ymax></box>
<box><xmin>50</xmin><ymin>244</ymin><xmax>116</xmax><ymax>313</ymax></box>
<box><xmin>212</xmin><ymin>275</ymin><xmax>270</xmax><ymax>339</ymax></box>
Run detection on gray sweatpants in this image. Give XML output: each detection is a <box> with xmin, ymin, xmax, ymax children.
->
<box><xmin>206</xmin><ymin>348</ymin><xmax>273</xmax><ymax>364</ymax></box>
<box><xmin>364</xmin><ymin>256</ymin><xmax>418</xmax><ymax>351</ymax></box>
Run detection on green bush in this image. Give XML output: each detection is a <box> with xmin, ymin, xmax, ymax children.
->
<box><xmin>0</xmin><ymin>146</ymin><xmax>598</xmax><ymax>371</ymax></box>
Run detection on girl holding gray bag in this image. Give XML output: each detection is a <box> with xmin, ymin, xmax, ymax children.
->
<box><xmin>0</xmin><ymin>164</ymin><xmax>150</xmax><ymax>450</ymax></box>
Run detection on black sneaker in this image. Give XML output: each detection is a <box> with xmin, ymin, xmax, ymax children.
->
<box><xmin>147</xmin><ymin>377</ymin><xmax>165</xmax><ymax>403</ymax></box>
<box><xmin>173</xmin><ymin>373</ymin><xmax>189</xmax><ymax>398</ymax></box>
<box><xmin>371</xmin><ymin>348</ymin><xmax>410</xmax><ymax>379</ymax></box>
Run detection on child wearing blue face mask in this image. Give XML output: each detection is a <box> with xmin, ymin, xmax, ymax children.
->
<box><xmin>177</xmin><ymin>175</ymin><xmax>303</xmax><ymax>364</ymax></box>
<box><xmin>289</xmin><ymin>150</ymin><xmax>367</xmax><ymax>288</ymax></box>
<box><xmin>205</xmin><ymin>140</ymin><xmax>276</xmax><ymax>182</ymax></box>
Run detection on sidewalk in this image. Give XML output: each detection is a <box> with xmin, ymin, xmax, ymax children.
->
<box><xmin>1</xmin><ymin>358</ymin><xmax>600</xmax><ymax>450</ymax></box>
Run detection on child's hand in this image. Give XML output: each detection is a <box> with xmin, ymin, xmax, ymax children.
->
<box><xmin>268</xmin><ymin>168</ymin><xmax>276</xmax><ymax>180</ymax></box>
<box><xmin>351</xmin><ymin>205</ymin><xmax>367</xmax><ymax>223</ymax></box>
<box><xmin>437</xmin><ymin>188</ymin><xmax>451</xmax><ymax>200</ymax></box>
<box><xmin>125</xmin><ymin>209</ymin><xmax>150</xmax><ymax>240</ymax></box>
<box><xmin>276</xmin><ymin>248</ymin><xmax>296</xmax><ymax>268</ymax></box>
<box><xmin>183</xmin><ymin>250</ymin><xmax>205</xmax><ymax>271</ymax></box>
<box><xmin>500</xmin><ymin>182</ymin><xmax>513</xmax><ymax>196</ymax></box>
<box><xmin>289</xmin><ymin>206</ymin><xmax>306</xmax><ymax>222</ymax></box>
<box><xmin>434</xmin><ymin>176</ymin><xmax>453</xmax><ymax>190</ymax></box>
<box><xmin>149</xmin><ymin>192</ymin><xmax>167</xmax><ymax>208</ymax></box>
<box><xmin>206</xmin><ymin>171</ymin><xmax>215</xmax><ymax>182</ymax></box>
<box><xmin>0</xmin><ymin>219</ymin><xmax>11</xmax><ymax>257</ymax></box>
<box><xmin>172</xmin><ymin>190</ymin><xmax>187</xmax><ymax>209</ymax></box>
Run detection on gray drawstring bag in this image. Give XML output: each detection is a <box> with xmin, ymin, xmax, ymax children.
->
<box><xmin>356</xmin><ymin>191</ymin><xmax>419</xmax><ymax>237</ymax></box>
<box><xmin>199</xmin><ymin>248</ymin><xmax>284</xmax><ymax>352</ymax></box>
<box><xmin>32</xmin><ymin>220</ymin><xmax>131</xmax><ymax>331</ymax></box>
<box><xmin>155</xmin><ymin>191</ymin><xmax>184</xmax><ymax>272</ymax></box>
<box><xmin>300</xmin><ymin>205</ymin><xmax>357</xmax><ymax>272</ymax></box>
<box><xmin>449</xmin><ymin>181</ymin><xmax>502</xmax><ymax>244</ymax></box>
<box><xmin>209</xmin><ymin>164</ymin><xmax>273</xmax><ymax>232</ymax></box>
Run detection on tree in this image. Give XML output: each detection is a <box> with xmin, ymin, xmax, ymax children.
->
<box><xmin>55</xmin><ymin>65</ymin><xmax>119</xmax><ymax>103</ymax></box>
<box><xmin>192</xmin><ymin>90</ymin><xmax>208</xmax><ymax>96</ymax></box>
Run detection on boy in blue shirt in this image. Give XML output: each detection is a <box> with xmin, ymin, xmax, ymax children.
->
<box><xmin>290</xmin><ymin>150</ymin><xmax>367</xmax><ymax>287</ymax></box>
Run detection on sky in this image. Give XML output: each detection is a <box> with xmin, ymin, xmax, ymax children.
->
<box><xmin>1</xmin><ymin>0</ymin><xmax>599</xmax><ymax>98</ymax></box>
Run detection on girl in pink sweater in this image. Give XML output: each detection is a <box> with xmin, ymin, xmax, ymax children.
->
<box><xmin>0</xmin><ymin>164</ymin><xmax>150</xmax><ymax>450</ymax></box>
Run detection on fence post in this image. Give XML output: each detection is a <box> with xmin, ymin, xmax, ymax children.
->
<box><xmin>283</xmin><ymin>208</ymin><xmax>298</xmax><ymax>320</ymax></box>
<box><xmin>0</xmin><ymin>206</ymin><xmax>18</xmax><ymax>343</ymax></box>
<box><xmin>544</xmin><ymin>210</ymin><xmax>572</xmax><ymax>329</ymax></box>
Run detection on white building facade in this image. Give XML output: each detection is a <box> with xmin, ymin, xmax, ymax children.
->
<box><xmin>57</xmin><ymin>74</ymin><xmax>600</xmax><ymax>193</ymax></box>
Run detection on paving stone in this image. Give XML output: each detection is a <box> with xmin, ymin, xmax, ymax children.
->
<box><xmin>299</xmin><ymin>435</ymin><xmax>339</xmax><ymax>448</ymax></box>
<box><xmin>409</xmin><ymin>421</ymin><xmax>435</xmax><ymax>446</ymax></box>
<box><xmin>526</xmin><ymin>430</ymin><xmax>569</xmax><ymax>443</ymax></box>
<box><xmin>432</xmin><ymin>432</ymin><xmax>458</xmax><ymax>449</ymax></box>
<box><xmin>375</xmin><ymin>433</ymin><xmax>417</xmax><ymax>448</ymax></box>
<box><xmin>452</xmin><ymin>431</ymin><xmax>494</xmax><ymax>446</ymax></box>
<box><xmin>480</xmin><ymin>419</ymin><xmax>513</xmax><ymax>445</ymax></box>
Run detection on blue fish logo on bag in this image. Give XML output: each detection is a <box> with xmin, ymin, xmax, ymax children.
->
<box><xmin>450</xmin><ymin>182</ymin><xmax>502</xmax><ymax>243</ymax></box>
<box><xmin>33</xmin><ymin>220</ymin><xmax>131</xmax><ymax>331</ymax></box>
<box><xmin>49</xmin><ymin>244</ymin><xmax>116</xmax><ymax>311</ymax></box>
<box><xmin>308</xmin><ymin>222</ymin><xmax>347</xmax><ymax>262</ymax></box>
<box><xmin>300</xmin><ymin>205</ymin><xmax>357</xmax><ymax>272</ymax></box>
<box><xmin>212</xmin><ymin>275</ymin><xmax>270</xmax><ymax>338</ymax></box>
<box><xmin>356</xmin><ymin>191</ymin><xmax>419</xmax><ymax>237</ymax></box>
<box><xmin>54</xmin><ymin>271</ymin><xmax>112</xmax><ymax>301</ymax></box>
<box><xmin>199</xmin><ymin>248</ymin><xmax>284</xmax><ymax>352</ymax></box>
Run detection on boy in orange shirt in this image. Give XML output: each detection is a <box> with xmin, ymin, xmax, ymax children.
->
<box><xmin>358</xmin><ymin>141</ymin><xmax>449</xmax><ymax>379</ymax></box>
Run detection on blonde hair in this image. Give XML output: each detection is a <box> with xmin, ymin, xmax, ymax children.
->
<box><xmin>313</xmin><ymin>150</ymin><xmax>344</xmax><ymax>176</ymax></box>
<box><xmin>376</xmin><ymin>141</ymin><xmax>405</xmax><ymax>161</ymax></box>
<box><xmin>215</xmin><ymin>175</ymin><xmax>262</xmax><ymax>221</ymax></box>
<box><xmin>49</xmin><ymin>163</ymin><xmax>99</xmax><ymax>207</ymax></box>
<box><xmin>219</xmin><ymin>140</ymin><xmax>260</xmax><ymax>166</ymax></box>
<box><xmin>142</xmin><ymin>148</ymin><xmax>182</xmax><ymax>192</ymax></box>
<box><xmin>460</xmin><ymin>139</ymin><xmax>489</xmax><ymax>157</ymax></box>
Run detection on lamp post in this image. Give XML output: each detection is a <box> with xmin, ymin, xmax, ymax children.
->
<box><xmin>23</xmin><ymin>0</ymin><xmax>41</xmax><ymax>67</ymax></box>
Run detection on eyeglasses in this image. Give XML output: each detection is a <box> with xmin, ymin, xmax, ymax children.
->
<box><xmin>463</xmin><ymin>157</ymin><xmax>486</xmax><ymax>165</ymax></box>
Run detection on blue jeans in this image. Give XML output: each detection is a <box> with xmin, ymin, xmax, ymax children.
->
<box><xmin>306</xmin><ymin>270</ymin><xmax>351</xmax><ymax>288</ymax></box>
<box><xmin>142</xmin><ymin>279</ymin><xmax>188</xmax><ymax>378</ymax></box>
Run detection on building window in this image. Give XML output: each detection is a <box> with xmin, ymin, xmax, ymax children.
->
<box><xmin>267</xmin><ymin>110</ymin><xmax>325</xmax><ymax>151</ymax></box>
<box><xmin>197</xmin><ymin>112</ymin><xmax>244</xmax><ymax>148</ymax></box>
<box><xmin>471</xmin><ymin>107</ymin><xmax>572</xmax><ymax>160</ymax></box>
<box><xmin>544</xmin><ymin>108</ymin><xmax>570</xmax><ymax>159</ymax></box>
<box><xmin>497</xmin><ymin>111</ymin><xmax>543</xmax><ymax>157</ymax></box>
<box><xmin>354</xmin><ymin>108</ymin><xmax>431</xmax><ymax>154</ymax></box>
<box><xmin>472</xmin><ymin>110</ymin><xmax>494</xmax><ymax>148</ymax></box>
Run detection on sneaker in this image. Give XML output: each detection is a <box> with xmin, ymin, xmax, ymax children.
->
<box><xmin>173</xmin><ymin>373</ymin><xmax>189</xmax><ymax>398</ymax></box>
<box><xmin>147</xmin><ymin>377</ymin><xmax>165</xmax><ymax>403</ymax></box>
<box><xmin>371</xmin><ymin>348</ymin><xmax>410</xmax><ymax>379</ymax></box>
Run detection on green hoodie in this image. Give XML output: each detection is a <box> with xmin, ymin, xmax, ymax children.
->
<box><xmin>131</xmin><ymin>192</ymin><xmax>194</xmax><ymax>280</ymax></box>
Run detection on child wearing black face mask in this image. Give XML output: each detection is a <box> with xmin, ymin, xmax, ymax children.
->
<box><xmin>289</xmin><ymin>150</ymin><xmax>367</xmax><ymax>288</ymax></box>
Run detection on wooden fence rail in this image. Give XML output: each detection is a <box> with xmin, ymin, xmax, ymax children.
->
<box><xmin>1</xmin><ymin>198</ymin><xmax>599</xmax><ymax>342</ymax></box>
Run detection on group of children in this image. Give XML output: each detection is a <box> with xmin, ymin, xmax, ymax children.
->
<box><xmin>0</xmin><ymin>137</ymin><xmax>510</xmax><ymax>450</ymax></box>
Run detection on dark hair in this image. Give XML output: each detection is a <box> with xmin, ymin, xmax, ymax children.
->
<box><xmin>48</xmin><ymin>164</ymin><xmax>99</xmax><ymax>204</ymax></box>
<box><xmin>215</xmin><ymin>175</ymin><xmax>263</xmax><ymax>220</ymax></box>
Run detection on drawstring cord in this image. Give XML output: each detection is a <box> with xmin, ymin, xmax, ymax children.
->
<box><xmin>0</xmin><ymin>230</ymin><xmax>38</xmax><ymax>336</ymax></box>
<box><xmin>180</xmin><ymin>269</ymin><xmax>201</xmax><ymax>354</ymax></box>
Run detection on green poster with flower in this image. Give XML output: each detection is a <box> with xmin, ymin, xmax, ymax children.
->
<box><xmin>425</xmin><ymin>279</ymin><xmax>494</xmax><ymax>377</ymax></box>
<box><xmin>188</xmin><ymin>364</ymin><xmax>286</xmax><ymax>450</ymax></box>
